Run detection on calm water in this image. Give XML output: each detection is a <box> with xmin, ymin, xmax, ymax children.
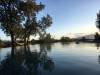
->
<box><xmin>0</xmin><ymin>42</ymin><xmax>100</xmax><ymax>75</ymax></box>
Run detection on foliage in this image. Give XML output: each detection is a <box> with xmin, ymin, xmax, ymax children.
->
<box><xmin>94</xmin><ymin>32</ymin><xmax>100</xmax><ymax>42</ymax></box>
<box><xmin>38</xmin><ymin>15</ymin><xmax>52</xmax><ymax>40</ymax></box>
<box><xmin>18</xmin><ymin>0</ymin><xmax>45</xmax><ymax>39</ymax></box>
<box><xmin>96</xmin><ymin>11</ymin><xmax>100</xmax><ymax>31</ymax></box>
<box><xmin>0</xmin><ymin>0</ymin><xmax>52</xmax><ymax>51</ymax></box>
<box><xmin>0</xmin><ymin>0</ymin><xmax>21</xmax><ymax>35</ymax></box>
<box><xmin>60</xmin><ymin>36</ymin><xmax>72</xmax><ymax>42</ymax></box>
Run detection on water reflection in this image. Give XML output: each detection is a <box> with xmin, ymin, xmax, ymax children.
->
<box><xmin>39</xmin><ymin>44</ymin><xmax>54</xmax><ymax>72</ymax></box>
<box><xmin>95</xmin><ymin>43</ymin><xmax>100</xmax><ymax>50</ymax></box>
<box><xmin>40</xmin><ymin>43</ymin><xmax>52</xmax><ymax>52</ymax></box>
<box><xmin>96</xmin><ymin>43</ymin><xmax>100</xmax><ymax>64</ymax></box>
<box><xmin>60</xmin><ymin>42</ymin><xmax>71</xmax><ymax>47</ymax></box>
<box><xmin>1</xmin><ymin>43</ymin><xmax>100</xmax><ymax>75</ymax></box>
<box><xmin>0</xmin><ymin>44</ymin><xmax>55</xmax><ymax>75</ymax></box>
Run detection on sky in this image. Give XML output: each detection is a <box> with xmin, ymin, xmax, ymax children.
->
<box><xmin>36</xmin><ymin>0</ymin><xmax>100</xmax><ymax>38</ymax></box>
<box><xmin>0</xmin><ymin>0</ymin><xmax>100</xmax><ymax>40</ymax></box>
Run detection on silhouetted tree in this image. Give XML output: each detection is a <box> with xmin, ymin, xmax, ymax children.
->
<box><xmin>81</xmin><ymin>37</ymin><xmax>86</xmax><ymax>41</ymax></box>
<box><xmin>38</xmin><ymin>15</ymin><xmax>52</xmax><ymax>40</ymax></box>
<box><xmin>17</xmin><ymin>1</ymin><xmax>52</xmax><ymax>49</ymax></box>
<box><xmin>18</xmin><ymin>0</ymin><xmax>44</xmax><ymax>46</ymax></box>
<box><xmin>60</xmin><ymin>36</ymin><xmax>72</xmax><ymax>42</ymax></box>
<box><xmin>94</xmin><ymin>32</ymin><xmax>100</xmax><ymax>42</ymax></box>
<box><xmin>0</xmin><ymin>0</ymin><xmax>52</xmax><ymax>52</ymax></box>
<box><xmin>0</xmin><ymin>39</ymin><xmax>4</xmax><ymax>47</ymax></box>
<box><xmin>96</xmin><ymin>11</ymin><xmax>100</xmax><ymax>31</ymax></box>
<box><xmin>0</xmin><ymin>0</ymin><xmax>22</xmax><ymax>55</ymax></box>
<box><xmin>94</xmin><ymin>10</ymin><xmax>100</xmax><ymax>43</ymax></box>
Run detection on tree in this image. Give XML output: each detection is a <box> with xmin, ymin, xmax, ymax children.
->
<box><xmin>18</xmin><ymin>0</ymin><xmax>45</xmax><ymax>47</ymax></box>
<box><xmin>0</xmin><ymin>0</ymin><xmax>22</xmax><ymax>55</ymax></box>
<box><xmin>0</xmin><ymin>0</ymin><xmax>52</xmax><ymax>52</ymax></box>
<box><xmin>96</xmin><ymin>11</ymin><xmax>100</xmax><ymax>31</ymax></box>
<box><xmin>38</xmin><ymin>15</ymin><xmax>52</xmax><ymax>40</ymax></box>
<box><xmin>81</xmin><ymin>37</ymin><xmax>86</xmax><ymax>41</ymax></box>
<box><xmin>60</xmin><ymin>36</ymin><xmax>72</xmax><ymax>42</ymax></box>
<box><xmin>94</xmin><ymin>32</ymin><xmax>100</xmax><ymax>42</ymax></box>
<box><xmin>45</xmin><ymin>33</ymin><xmax>51</xmax><ymax>40</ymax></box>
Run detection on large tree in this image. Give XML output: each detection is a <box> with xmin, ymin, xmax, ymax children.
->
<box><xmin>0</xmin><ymin>0</ymin><xmax>52</xmax><ymax>53</ymax></box>
<box><xmin>0</xmin><ymin>0</ymin><xmax>22</xmax><ymax>55</ymax></box>
<box><xmin>18</xmin><ymin>0</ymin><xmax>45</xmax><ymax>48</ymax></box>
<box><xmin>18</xmin><ymin>0</ymin><xmax>52</xmax><ymax>46</ymax></box>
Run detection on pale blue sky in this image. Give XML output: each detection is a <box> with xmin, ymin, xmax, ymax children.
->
<box><xmin>37</xmin><ymin>0</ymin><xmax>100</xmax><ymax>38</ymax></box>
<box><xmin>0</xmin><ymin>0</ymin><xmax>100</xmax><ymax>40</ymax></box>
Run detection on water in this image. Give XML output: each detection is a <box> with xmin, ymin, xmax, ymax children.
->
<box><xmin>0</xmin><ymin>42</ymin><xmax>100</xmax><ymax>75</ymax></box>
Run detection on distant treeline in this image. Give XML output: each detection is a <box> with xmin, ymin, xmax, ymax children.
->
<box><xmin>0</xmin><ymin>36</ymin><xmax>75</xmax><ymax>48</ymax></box>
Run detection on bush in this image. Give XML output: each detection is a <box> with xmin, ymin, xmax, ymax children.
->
<box><xmin>60</xmin><ymin>37</ymin><xmax>73</xmax><ymax>42</ymax></box>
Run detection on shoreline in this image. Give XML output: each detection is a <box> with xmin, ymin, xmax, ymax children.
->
<box><xmin>0</xmin><ymin>40</ymin><xmax>100</xmax><ymax>49</ymax></box>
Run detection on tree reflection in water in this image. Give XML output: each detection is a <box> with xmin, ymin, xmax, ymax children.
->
<box><xmin>95</xmin><ymin>43</ymin><xmax>100</xmax><ymax>64</ymax></box>
<box><xmin>0</xmin><ymin>44</ymin><xmax>55</xmax><ymax>75</ymax></box>
<box><xmin>60</xmin><ymin>42</ymin><xmax>71</xmax><ymax>47</ymax></box>
<box><xmin>95</xmin><ymin>43</ymin><xmax>100</xmax><ymax>50</ymax></box>
<box><xmin>39</xmin><ymin>44</ymin><xmax>54</xmax><ymax>71</ymax></box>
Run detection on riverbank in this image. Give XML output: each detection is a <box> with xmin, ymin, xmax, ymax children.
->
<box><xmin>0</xmin><ymin>39</ymin><xmax>74</xmax><ymax>48</ymax></box>
<box><xmin>1</xmin><ymin>39</ymin><xmax>99</xmax><ymax>48</ymax></box>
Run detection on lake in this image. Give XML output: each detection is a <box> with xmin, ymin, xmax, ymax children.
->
<box><xmin>0</xmin><ymin>42</ymin><xmax>100</xmax><ymax>75</ymax></box>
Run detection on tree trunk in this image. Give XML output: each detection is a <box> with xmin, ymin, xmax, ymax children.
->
<box><xmin>11</xmin><ymin>33</ymin><xmax>15</xmax><ymax>57</ymax></box>
<box><xmin>24</xmin><ymin>37</ymin><xmax>27</xmax><ymax>51</ymax></box>
<box><xmin>27</xmin><ymin>36</ymin><xmax>30</xmax><ymax>45</ymax></box>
